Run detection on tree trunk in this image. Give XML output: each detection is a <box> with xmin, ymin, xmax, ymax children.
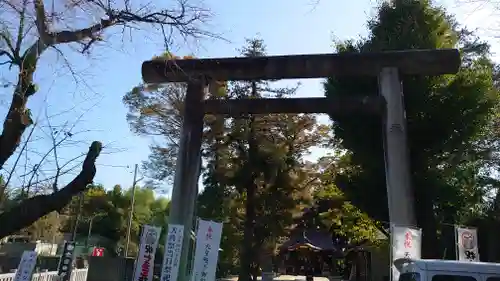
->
<box><xmin>239</xmin><ymin>81</ymin><xmax>260</xmax><ymax>281</ymax></box>
<box><xmin>239</xmin><ymin>181</ymin><xmax>257</xmax><ymax>281</ymax></box>
<box><xmin>415</xmin><ymin>185</ymin><xmax>440</xmax><ymax>258</ymax></box>
<box><xmin>251</xmin><ymin>265</ymin><xmax>259</xmax><ymax>281</ymax></box>
<box><xmin>440</xmin><ymin>210</ymin><xmax>456</xmax><ymax>260</ymax></box>
<box><xmin>260</xmin><ymin>246</ymin><xmax>274</xmax><ymax>281</ymax></box>
<box><xmin>0</xmin><ymin>60</ymin><xmax>38</xmax><ymax>203</ymax></box>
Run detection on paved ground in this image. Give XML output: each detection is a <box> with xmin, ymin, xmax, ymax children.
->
<box><xmin>273</xmin><ymin>276</ymin><xmax>329</xmax><ymax>281</ymax></box>
<box><xmin>220</xmin><ymin>275</ymin><xmax>330</xmax><ymax>281</ymax></box>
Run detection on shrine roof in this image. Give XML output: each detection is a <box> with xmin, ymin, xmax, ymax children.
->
<box><xmin>279</xmin><ymin>229</ymin><xmax>338</xmax><ymax>252</ymax></box>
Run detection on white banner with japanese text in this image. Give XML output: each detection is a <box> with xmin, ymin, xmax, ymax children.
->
<box><xmin>455</xmin><ymin>226</ymin><xmax>479</xmax><ymax>262</ymax></box>
<box><xmin>192</xmin><ymin>219</ymin><xmax>223</xmax><ymax>281</ymax></box>
<box><xmin>391</xmin><ymin>226</ymin><xmax>422</xmax><ymax>281</ymax></box>
<box><xmin>133</xmin><ymin>225</ymin><xmax>162</xmax><ymax>281</ymax></box>
<box><xmin>14</xmin><ymin>251</ymin><xmax>38</xmax><ymax>281</ymax></box>
<box><xmin>160</xmin><ymin>224</ymin><xmax>185</xmax><ymax>281</ymax></box>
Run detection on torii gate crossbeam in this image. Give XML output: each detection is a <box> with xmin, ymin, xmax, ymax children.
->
<box><xmin>141</xmin><ymin>48</ymin><xmax>460</xmax><ymax>281</ymax></box>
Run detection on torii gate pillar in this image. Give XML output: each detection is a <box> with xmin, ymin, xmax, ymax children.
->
<box><xmin>379</xmin><ymin>67</ymin><xmax>416</xmax><ymax>227</ymax></box>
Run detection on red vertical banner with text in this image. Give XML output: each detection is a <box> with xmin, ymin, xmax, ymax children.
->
<box><xmin>390</xmin><ymin>226</ymin><xmax>422</xmax><ymax>281</ymax></box>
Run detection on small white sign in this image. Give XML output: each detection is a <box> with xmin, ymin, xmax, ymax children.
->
<box><xmin>192</xmin><ymin>219</ymin><xmax>223</xmax><ymax>281</ymax></box>
<box><xmin>391</xmin><ymin>226</ymin><xmax>422</xmax><ymax>281</ymax></box>
<box><xmin>160</xmin><ymin>224</ymin><xmax>185</xmax><ymax>281</ymax></box>
<box><xmin>14</xmin><ymin>251</ymin><xmax>38</xmax><ymax>281</ymax></box>
<box><xmin>456</xmin><ymin>226</ymin><xmax>479</xmax><ymax>262</ymax></box>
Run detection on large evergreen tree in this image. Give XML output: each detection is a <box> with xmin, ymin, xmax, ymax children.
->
<box><xmin>324</xmin><ymin>0</ymin><xmax>499</xmax><ymax>258</ymax></box>
<box><xmin>61</xmin><ymin>184</ymin><xmax>170</xmax><ymax>257</ymax></box>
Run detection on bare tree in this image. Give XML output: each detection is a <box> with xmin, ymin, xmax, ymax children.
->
<box><xmin>0</xmin><ymin>0</ymin><xmax>212</xmax><ymax>238</ymax></box>
<box><xmin>4</xmin><ymin>106</ymin><xmax>121</xmax><ymax>197</ymax></box>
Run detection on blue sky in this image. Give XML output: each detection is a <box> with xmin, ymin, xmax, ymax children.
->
<box><xmin>0</xmin><ymin>0</ymin><xmax>498</xmax><ymax>195</ymax></box>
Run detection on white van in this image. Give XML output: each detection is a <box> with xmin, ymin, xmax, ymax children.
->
<box><xmin>394</xmin><ymin>258</ymin><xmax>500</xmax><ymax>281</ymax></box>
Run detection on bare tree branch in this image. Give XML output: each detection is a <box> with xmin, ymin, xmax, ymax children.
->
<box><xmin>0</xmin><ymin>141</ymin><xmax>102</xmax><ymax>239</ymax></box>
<box><xmin>1</xmin><ymin>121</ymin><xmax>37</xmax><ymax>199</ymax></box>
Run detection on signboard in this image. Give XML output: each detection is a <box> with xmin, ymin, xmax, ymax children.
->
<box><xmin>391</xmin><ymin>226</ymin><xmax>422</xmax><ymax>281</ymax></box>
<box><xmin>13</xmin><ymin>251</ymin><xmax>38</xmax><ymax>281</ymax></box>
<box><xmin>132</xmin><ymin>225</ymin><xmax>162</xmax><ymax>281</ymax></box>
<box><xmin>92</xmin><ymin>247</ymin><xmax>104</xmax><ymax>257</ymax></box>
<box><xmin>191</xmin><ymin>219</ymin><xmax>223</xmax><ymax>281</ymax></box>
<box><xmin>57</xmin><ymin>241</ymin><xmax>76</xmax><ymax>281</ymax></box>
<box><xmin>456</xmin><ymin>226</ymin><xmax>479</xmax><ymax>262</ymax></box>
<box><xmin>160</xmin><ymin>224</ymin><xmax>185</xmax><ymax>281</ymax></box>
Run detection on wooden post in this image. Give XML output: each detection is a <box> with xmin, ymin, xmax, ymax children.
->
<box><xmin>167</xmin><ymin>81</ymin><xmax>206</xmax><ymax>281</ymax></box>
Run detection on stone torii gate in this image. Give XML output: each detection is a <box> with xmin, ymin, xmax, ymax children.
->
<box><xmin>141</xmin><ymin>49</ymin><xmax>460</xmax><ymax>280</ymax></box>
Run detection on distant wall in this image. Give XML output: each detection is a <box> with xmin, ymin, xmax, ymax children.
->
<box><xmin>86</xmin><ymin>257</ymin><xmax>163</xmax><ymax>281</ymax></box>
<box><xmin>0</xmin><ymin>243</ymin><xmax>36</xmax><ymax>256</ymax></box>
<box><xmin>86</xmin><ymin>257</ymin><xmax>131</xmax><ymax>281</ymax></box>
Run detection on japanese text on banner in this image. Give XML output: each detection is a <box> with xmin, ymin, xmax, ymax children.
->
<box><xmin>391</xmin><ymin>226</ymin><xmax>422</xmax><ymax>281</ymax></box>
<box><xmin>133</xmin><ymin>225</ymin><xmax>162</xmax><ymax>281</ymax></box>
<box><xmin>160</xmin><ymin>224</ymin><xmax>184</xmax><ymax>281</ymax></box>
<box><xmin>192</xmin><ymin>220</ymin><xmax>223</xmax><ymax>281</ymax></box>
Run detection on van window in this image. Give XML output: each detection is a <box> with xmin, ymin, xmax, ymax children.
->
<box><xmin>400</xmin><ymin>273</ymin><xmax>420</xmax><ymax>281</ymax></box>
<box><xmin>486</xmin><ymin>278</ymin><xmax>500</xmax><ymax>281</ymax></box>
<box><xmin>432</xmin><ymin>275</ymin><xmax>477</xmax><ymax>281</ymax></box>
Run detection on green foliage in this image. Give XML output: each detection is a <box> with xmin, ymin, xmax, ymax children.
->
<box><xmin>123</xmin><ymin>82</ymin><xmax>186</xmax><ymax>185</ymax></box>
<box><xmin>62</xmin><ymin>184</ymin><xmax>170</xmax><ymax>257</ymax></box>
<box><xmin>313</xmin><ymin>183</ymin><xmax>381</xmax><ymax>244</ymax></box>
<box><xmin>324</xmin><ymin>0</ymin><xmax>499</xmax><ymax>257</ymax></box>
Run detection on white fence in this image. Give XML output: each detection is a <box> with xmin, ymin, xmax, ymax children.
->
<box><xmin>0</xmin><ymin>269</ymin><xmax>88</xmax><ymax>281</ymax></box>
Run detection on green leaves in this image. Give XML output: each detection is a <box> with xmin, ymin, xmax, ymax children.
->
<box><xmin>61</xmin><ymin>184</ymin><xmax>169</xmax><ymax>257</ymax></box>
<box><xmin>310</xmin><ymin>182</ymin><xmax>381</xmax><ymax>245</ymax></box>
<box><xmin>324</xmin><ymin>0</ymin><xmax>500</xmax><ymax>257</ymax></box>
